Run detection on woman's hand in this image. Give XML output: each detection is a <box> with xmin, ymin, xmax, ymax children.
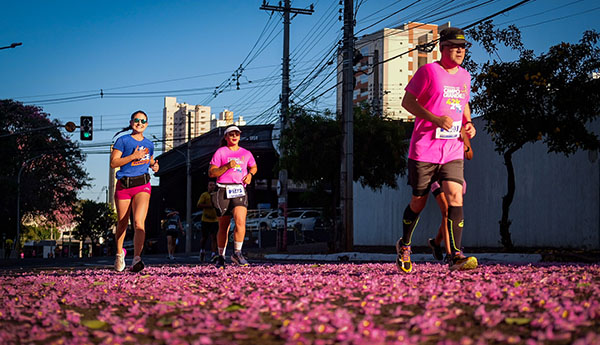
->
<box><xmin>243</xmin><ymin>173</ymin><xmax>253</xmax><ymax>185</ymax></box>
<box><xmin>151</xmin><ymin>160</ymin><xmax>159</xmax><ymax>172</ymax></box>
<box><xmin>131</xmin><ymin>146</ymin><xmax>148</xmax><ymax>160</ymax></box>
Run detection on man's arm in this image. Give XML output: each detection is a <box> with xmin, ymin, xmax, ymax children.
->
<box><xmin>402</xmin><ymin>91</ymin><xmax>453</xmax><ymax>130</ymax></box>
<box><xmin>463</xmin><ymin>103</ymin><xmax>476</xmax><ymax>139</ymax></box>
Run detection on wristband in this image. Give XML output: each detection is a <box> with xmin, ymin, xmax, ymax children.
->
<box><xmin>250</xmin><ymin>172</ymin><xmax>254</xmax><ymax>177</ymax></box>
<box><xmin>465</xmin><ymin>121</ymin><xmax>473</xmax><ymax>125</ymax></box>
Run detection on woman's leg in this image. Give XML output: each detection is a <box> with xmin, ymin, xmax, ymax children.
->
<box><xmin>232</xmin><ymin>206</ymin><xmax>247</xmax><ymax>243</ymax></box>
<box><xmin>131</xmin><ymin>191</ymin><xmax>151</xmax><ymax>257</ymax></box>
<box><xmin>167</xmin><ymin>236</ymin><xmax>174</xmax><ymax>255</ymax></box>
<box><xmin>217</xmin><ymin>216</ymin><xmax>232</xmax><ymax>254</ymax></box>
<box><xmin>115</xmin><ymin>198</ymin><xmax>132</xmax><ymax>255</ymax></box>
<box><xmin>434</xmin><ymin>192</ymin><xmax>451</xmax><ymax>255</ymax></box>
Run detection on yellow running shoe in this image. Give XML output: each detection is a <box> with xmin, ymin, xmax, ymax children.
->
<box><xmin>449</xmin><ymin>252</ymin><xmax>478</xmax><ymax>271</ymax></box>
<box><xmin>395</xmin><ymin>239</ymin><xmax>413</xmax><ymax>273</ymax></box>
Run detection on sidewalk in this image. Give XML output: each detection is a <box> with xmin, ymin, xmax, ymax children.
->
<box><xmin>257</xmin><ymin>252</ymin><xmax>543</xmax><ymax>263</ymax></box>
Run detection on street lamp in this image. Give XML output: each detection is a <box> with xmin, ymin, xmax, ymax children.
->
<box><xmin>14</xmin><ymin>154</ymin><xmax>45</xmax><ymax>255</ymax></box>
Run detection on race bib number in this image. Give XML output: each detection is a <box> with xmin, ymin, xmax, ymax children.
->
<box><xmin>435</xmin><ymin>121</ymin><xmax>462</xmax><ymax>139</ymax></box>
<box><xmin>226</xmin><ymin>184</ymin><xmax>246</xmax><ymax>199</ymax></box>
<box><xmin>167</xmin><ymin>224</ymin><xmax>176</xmax><ymax>230</ymax></box>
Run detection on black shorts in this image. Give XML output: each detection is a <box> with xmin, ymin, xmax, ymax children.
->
<box><xmin>166</xmin><ymin>231</ymin><xmax>179</xmax><ymax>238</ymax></box>
<box><xmin>407</xmin><ymin>159</ymin><xmax>464</xmax><ymax>196</ymax></box>
<box><xmin>211</xmin><ymin>186</ymin><xmax>248</xmax><ymax>217</ymax></box>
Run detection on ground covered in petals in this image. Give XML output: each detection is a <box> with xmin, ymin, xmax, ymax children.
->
<box><xmin>1</xmin><ymin>262</ymin><xmax>599</xmax><ymax>345</ymax></box>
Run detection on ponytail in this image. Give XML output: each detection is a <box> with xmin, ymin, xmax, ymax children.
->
<box><xmin>113</xmin><ymin>110</ymin><xmax>148</xmax><ymax>138</ymax></box>
<box><xmin>113</xmin><ymin>125</ymin><xmax>132</xmax><ymax>138</ymax></box>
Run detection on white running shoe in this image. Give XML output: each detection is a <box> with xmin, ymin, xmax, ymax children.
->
<box><xmin>114</xmin><ymin>248</ymin><xmax>126</xmax><ymax>272</ymax></box>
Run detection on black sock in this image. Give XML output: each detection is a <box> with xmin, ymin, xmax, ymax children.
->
<box><xmin>401</xmin><ymin>205</ymin><xmax>420</xmax><ymax>246</ymax></box>
<box><xmin>447</xmin><ymin>206</ymin><xmax>464</xmax><ymax>255</ymax></box>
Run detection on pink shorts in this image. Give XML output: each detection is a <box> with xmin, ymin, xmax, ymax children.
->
<box><xmin>115</xmin><ymin>182</ymin><xmax>151</xmax><ymax>200</ymax></box>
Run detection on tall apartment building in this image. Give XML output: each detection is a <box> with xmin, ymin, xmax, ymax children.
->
<box><xmin>162</xmin><ymin>97</ymin><xmax>212</xmax><ymax>151</ymax></box>
<box><xmin>337</xmin><ymin>22</ymin><xmax>448</xmax><ymax>120</ymax></box>
<box><xmin>211</xmin><ymin>109</ymin><xmax>246</xmax><ymax>129</ymax></box>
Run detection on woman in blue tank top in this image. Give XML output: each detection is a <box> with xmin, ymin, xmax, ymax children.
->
<box><xmin>110</xmin><ymin>110</ymin><xmax>159</xmax><ymax>273</ymax></box>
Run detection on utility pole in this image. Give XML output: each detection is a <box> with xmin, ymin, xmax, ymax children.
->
<box><xmin>259</xmin><ymin>0</ymin><xmax>313</xmax><ymax>127</ymax></box>
<box><xmin>260</xmin><ymin>0</ymin><xmax>313</xmax><ymax>251</ymax></box>
<box><xmin>341</xmin><ymin>0</ymin><xmax>354</xmax><ymax>251</ymax></box>
<box><xmin>186</xmin><ymin>112</ymin><xmax>192</xmax><ymax>254</ymax></box>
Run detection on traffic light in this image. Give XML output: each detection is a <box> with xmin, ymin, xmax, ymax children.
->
<box><xmin>80</xmin><ymin>116</ymin><xmax>93</xmax><ymax>140</ymax></box>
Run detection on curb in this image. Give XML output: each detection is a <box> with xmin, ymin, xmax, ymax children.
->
<box><xmin>262</xmin><ymin>252</ymin><xmax>542</xmax><ymax>264</ymax></box>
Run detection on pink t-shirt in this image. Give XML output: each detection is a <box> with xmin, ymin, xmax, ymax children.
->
<box><xmin>210</xmin><ymin>146</ymin><xmax>256</xmax><ymax>184</ymax></box>
<box><xmin>405</xmin><ymin>62</ymin><xmax>471</xmax><ymax>164</ymax></box>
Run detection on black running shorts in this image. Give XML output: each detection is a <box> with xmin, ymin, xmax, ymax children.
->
<box><xmin>211</xmin><ymin>187</ymin><xmax>248</xmax><ymax>217</ymax></box>
<box><xmin>407</xmin><ymin>159</ymin><xmax>464</xmax><ymax>196</ymax></box>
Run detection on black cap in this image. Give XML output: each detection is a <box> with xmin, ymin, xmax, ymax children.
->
<box><xmin>439</xmin><ymin>27</ymin><xmax>470</xmax><ymax>45</ymax></box>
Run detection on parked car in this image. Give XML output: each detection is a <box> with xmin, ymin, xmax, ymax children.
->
<box><xmin>247</xmin><ymin>209</ymin><xmax>279</xmax><ymax>232</ymax></box>
<box><xmin>271</xmin><ymin>209</ymin><xmax>322</xmax><ymax>231</ymax></box>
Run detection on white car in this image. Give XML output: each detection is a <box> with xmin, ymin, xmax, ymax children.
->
<box><xmin>246</xmin><ymin>209</ymin><xmax>279</xmax><ymax>232</ymax></box>
<box><xmin>272</xmin><ymin>209</ymin><xmax>321</xmax><ymax>231</ymax></box>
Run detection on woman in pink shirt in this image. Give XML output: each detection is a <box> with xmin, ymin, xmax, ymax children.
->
<box><xmin>208</xmin><ymin>125</ymin><xmax>257</xmax><ymax>269</ymax></box>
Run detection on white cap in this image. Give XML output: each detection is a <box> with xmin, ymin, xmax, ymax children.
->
<box><xmin>224</xmin><ymin>126</ymin><xmax>241</xmax><ymax>134</ymax></box>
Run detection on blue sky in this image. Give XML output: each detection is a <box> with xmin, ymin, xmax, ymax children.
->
<box><xmin>1</xmin><ymin>0</ymin><xmax>598</xmax><ymax>201</ymax></box>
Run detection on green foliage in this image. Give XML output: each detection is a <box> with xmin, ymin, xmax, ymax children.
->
<box><xmin>466</xmin><ymin>23</ymin><xmax>600</xmax><ymax>248</ymax></box>
<box><xmin>280</xmin><ymin>105</ymin><xmax>411</xmax><ymax>192</ymax></box>
<box><xmin>279</xmin><ymin>108</ymin><xmax>340</xmax><ymax>185</ymax></box>
<box><xmin>0</xmin><ymin>99</ymin><xmax>90</xmax><ymax>240</ymax></box>
<box><xmin>20</xmin><ymin>224</ymin><xmax>60</xmax><ymax>246</ymax></box>
<box><xmin>73</xmin><ymin>200</ymin><xmax>116</xmax><ymax>247</ymax></box>
<box><xmin>353</xmin><ymin>104</ymin><xmax>411</xmax><ymax>190</ymax></box>
<box><xmin>472</xmin><ymin>30</ymin><xmax>600</xmax><ymax>155</ymax></box>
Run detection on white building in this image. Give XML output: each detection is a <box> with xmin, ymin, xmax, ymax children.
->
<box><xmin>338</xmin><ymin>22</ymin><xmax>448</xmax><ymax>120</ymax></box>
<box><xmin>211</xmin><ymin>109</ymin><xmax>246</xmax><ymax>129</ymax></box>
<box><xmin>162</xmin><ymin>97</ymin><xmax>212</xmax><ymax>151</ymax></box>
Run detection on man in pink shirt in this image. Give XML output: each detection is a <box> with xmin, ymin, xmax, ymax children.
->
<box><xmin>396</xmin><ymin>27</ymin><xmax>478</xmax><ymax>273</ymax></box>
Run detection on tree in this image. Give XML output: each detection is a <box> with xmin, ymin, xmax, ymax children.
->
<box><xmin>0</xmin><ymin>99</ymin><xmax>90</xmax><ymax>245</ymax></box>
<box><xmin>280</xmin><ymin>105</ymin><xmax>411</xmax><ymax>191</ymax></box>
<box><xmin>19</xmin><ymin>223</ymin><xmax>60</xmax><ymax>247</ymax></box>
<box><xmin>280</xmin><ymin>105</ymin><xmax>412</xmax><ymax>250</ymax></box>
<box><xmin>73</xmin><ymin>200</ymin><xmax>117</xmax><ymax>254</ymax></box>
<box><xmin>469</xmin><ymin>27</ymin><xmax>600</xmax><ymax>248</ymax></box>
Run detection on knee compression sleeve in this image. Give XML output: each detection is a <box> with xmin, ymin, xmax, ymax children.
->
<box><xmin>402</xmin><ymin>205</ymin><xmax>420</xmax><ymax>245</ymax></box>
<box><xmin>447</xmin><ymin>206</ymin><xmax>464</xmax><ymax>254</ymax></box>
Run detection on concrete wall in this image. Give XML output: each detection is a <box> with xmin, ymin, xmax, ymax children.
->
<box><xmin>354</xmin><ymin>117</ymin><xmax>600</xmax><ymax>249</ymax></box>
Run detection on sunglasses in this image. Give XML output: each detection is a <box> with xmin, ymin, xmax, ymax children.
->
<box><xmin>133</xmin><ymin>118</ymin><xmax>147</xmax><ymax>124</ymax></box>
<box><xmin>443</xmin><ymin>43</ymin><xmax>470</xmax><ymax>50</ymax></box>
<box><xmin>228</xmin><ymin>131</ymin><xmax>240</xmax><ymax>137</ymax></box>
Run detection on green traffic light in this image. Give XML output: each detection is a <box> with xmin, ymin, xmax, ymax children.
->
<box><xmin>83</xmin><ymin>133</ymin><xmax>91</xmax><ymax>138</ymax></box>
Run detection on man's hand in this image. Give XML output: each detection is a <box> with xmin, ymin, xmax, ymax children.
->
<box><xmin>464</xmin><ymin>122</ymin><xmax>476</xmax><ymax>139</ymax></box>
<box><xmin>436</xmin><ymin>115</ymin><xmax>454</xmax><ymax>130</ymax></box>
<box><xmin>151</xmin><ymin>160</ymin><xmax>159</xmax><ymax>172</ymax></box>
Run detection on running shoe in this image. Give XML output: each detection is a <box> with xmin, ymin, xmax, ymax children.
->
<box><xmin>114</xmin><ymin>248</ymin><xmax>126</xmax><ymax>272</ymax></box>
<box><xmin>449</xmin><ymin>252</ymin><xmax>478</xmax><ymax>271</ymax></box>
<box><xmin>210</xmin><ymin>253</ymin><xmax>218</xmax><ymax>263</ymax></box>
<box><xmin>131</xmin><ymin>256</ymin><xmax>145</xmax><ymax>273</ymax></box>
<box><xmin>199</xmin><ymin>251</ymin><xmax>206</xmax><ymax>262</ymax></box>
<box><xmin>428</xmin><ymin>238</ymin><xmax>444</xmax><ymax>261</ymax></box>
<box><xmin>395</xmin><ymin>238</ymin><xmax>412</xmax><ymax>273</ymax></box>
<box><xmin>231</xmin><ymin>251</ymin><xmax>249</xmax><ymax>266</ymax></box>
<box><xmin>215</xmin><ymin>255</ymin><xmax>225</xmax><ymax>269</ymax></box>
